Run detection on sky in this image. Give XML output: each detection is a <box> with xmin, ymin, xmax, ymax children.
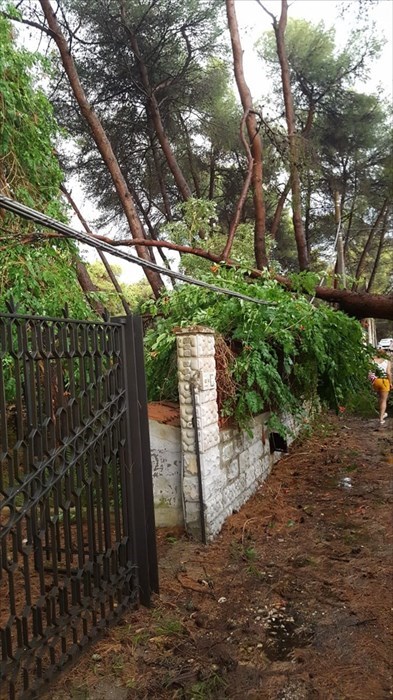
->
<box><xmin>53</xmin><ymin>0</ymin><xmax>393</xmax><ymax>283</ymax></box>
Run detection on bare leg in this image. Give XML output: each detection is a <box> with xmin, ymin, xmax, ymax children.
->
<box><xmin>378</xmin><ymin>390</ymin><xmax>388</xmax><ymax>424</ymax></box>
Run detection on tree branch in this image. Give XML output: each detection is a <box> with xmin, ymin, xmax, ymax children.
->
<box><xmin>226</xmin><ymin>0</ymin><xmax>267</xmax><ymax>268</ymax></box>
<box><xmin>366</xmin><ymin>210</ymin><xmax>389</xmax><ymax>294</ymax></box>
<box><xmin>255</xmin><ymin>0</ymin><xmax>277</xmax><ymax>24</ymax></box>
<box><xmin>270</xmin><ymin>177</ymin><xmax>291</xmax><ymax>239</ymax></box>
<box><xmin>38</xmin><ymin>0</ymin><xmax>164</xmax><ymax>298</ymax></box>
<box><xmin>221</xmin><ymin>109</ymin><xmax>254</xmax><ymax>261</ymax></box>
<box><xmin>4</xmin><ymin>218</ymin><xmax>393</xmax><ymax>319</ymax></box>
<box><xmin>60</xmin><ymin>185</ymin><xmax>132</xmax><ymax>315</ymax></box>
<box><xmin>119</xmin><ymin>0</ymin><xmax>192</xmax><ymax>201</ymax></box>
<box><xmin>352</xmin><ymin>199</ymin><xmax>388</xmax><ymax>291</ymax></box>
<box><xmin>0</xmin><ymin>11</ymin><xmax>57</xmax><ymax>39</ymax></box>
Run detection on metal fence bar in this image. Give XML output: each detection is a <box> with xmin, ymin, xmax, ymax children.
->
<box><xmin>132</xmin><ymin>316</ymin><xmax>159</xmax><ymax>595</ymax></box>
<box><xmin>116</xmin><ymin>316</ymin><xmax>151</xmax><ymax>607</ymax></box>
<box><xmin>0</xmin><ymin>310</ymin><xmax>156</xmax><ymax>699</ymax></box>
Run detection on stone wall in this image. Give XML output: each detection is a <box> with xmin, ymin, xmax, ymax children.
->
<box><xmin>217</xmin><ymin>414</ymin><xmax>271</xmax><ymax>531</ymax></box>
<box><xmin>175</xmin><ymin>327</ymin><xmax>221</xmax><ymax>540</ymax></box>
<box><xmin>148</xmin><ymin>327</ymin><xmax>305</xmax><ymax>539</ymax></box>
<box><xmin>148</xmin><ymin>406</ymin><xmax>182</xmax><ymax>528</ymax></box>
<box><xmin>168</xmin><ymin>326</ymin><xmax>305</xmax><ymax>540</ymax></box>
<box><xmin>149</xmin><ymin>406</ymin><xmax>301</xmax><ymax>539</ymax></box>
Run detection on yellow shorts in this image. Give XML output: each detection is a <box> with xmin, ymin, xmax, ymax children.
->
<box><xmin>373</xmin><ymin>378</ymin><xmax>390</xmax><ymax>392</ymax></box>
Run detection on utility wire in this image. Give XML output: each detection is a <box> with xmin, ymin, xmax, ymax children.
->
<box><xmin>0</xmin><ymin>195</ymin><xmax>276</xmax><ymax>308</ymax></box>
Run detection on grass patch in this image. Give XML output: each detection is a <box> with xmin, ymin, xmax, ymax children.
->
<box><xmin>246</xmin><ymin>564</ymin><xmax>264</xmax><ymax>579</ymax></box>
<box><xmin>243</xmin><ymin>545</ymin><xmax>257</xmax><ymax>561</ymax></box>
<box><xmin>186</xmin><ymin>673</ymin><xmax>228</xmax><ymax>699</ymax></box>
<box><xmin>344</xmin><ymin>463</ymin><xmax>358</xmax><ymax>473</ymax></box>
<box><xmin>155</xmin><ymin>618</ymin><xmax>184</xmax><ymax>637</ymax></box>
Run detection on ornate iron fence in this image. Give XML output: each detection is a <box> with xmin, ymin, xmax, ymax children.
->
<box><xmin>0</xmin><ymin>306</ymin><xmax>158</xmax><ymax>699</ymax></box>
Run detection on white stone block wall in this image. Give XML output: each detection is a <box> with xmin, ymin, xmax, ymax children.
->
<box><xmin>147</xmin><ymin>327</ymin><xmax>311</xmax><ymax>539</ymax></box>
<box><xmin>172</xmin><ymin>327</ymin><xmax>307</xmax><ymax>540</ymax></box>
<box><xmin>149</xmin><ymin>419</ymin><xmax>183</xmax><ymax>527</ymax></box>
<box><xmin>175</xmin><ymin>327</ymin><xmax>221</xmax><ymax>539</ymax></box>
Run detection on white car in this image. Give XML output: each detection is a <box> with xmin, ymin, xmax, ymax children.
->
<box><xmin>377</xmin><ymin>338</ymin><xmax>393</xmax><ymax>351</ymax></box>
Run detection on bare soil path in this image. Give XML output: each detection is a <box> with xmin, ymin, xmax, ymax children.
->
<box><xmin>53</xmin><ymin>413</ymin><xmax>393</xmax><ymax>700</ymax></box>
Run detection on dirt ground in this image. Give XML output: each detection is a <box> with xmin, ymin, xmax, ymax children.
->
<box><xmin>52</xmin><ymin>412</ymin><xmax>393</xmax><ymax>700</ymax></box>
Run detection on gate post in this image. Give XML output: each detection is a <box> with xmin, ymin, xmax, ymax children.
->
<box><xmin>117</xmin><ymin>315</ymin><xmax>158</xmax><ymax>605</ymax></box>
<box><xmin>132</xmin><ymin>315</ymin><xmax>159</xmax><ymax>595</ymax></box>
<box><xmin>175</xmin><ymin>327</ymin><xmax>222</xmax><ymax>540</ymax></box>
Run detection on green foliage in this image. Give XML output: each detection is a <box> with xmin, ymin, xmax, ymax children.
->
<box><xmin>143</xmin><ymin>268</ymin><xmax>372</xmax><ymax>428</ymax></box>
<box><xmin>288</xmin><ymin>271</ymin><xmax>320</xmax><ymax>295</ymax></box>
<box><xmin>257</xmin><ymin>15</ymin><xmax>391</xmax><ymax>287</ymax></box>
<box><xmin>47</xmin><ymin>0</ymin><xmax>230</xmax><ymax>230</ymax></box>
<box><xmin>0</xmin><ymin>12</ymin><xmax>91</xmax><ymax>317</ymax></box>
<box><xmin>0</xmin><ymin>240</ymin><xmax>91</xmax><ymax>317</ymax></box>
<box><xmin>0</xmin><ymin>13</ymin><xmax>64</xmax><ymax>212</ymax></box>
<box><xmin>154</xmin><ymin>618</ymin><xmax>184</xmax><ymax>637</ymax></box>
<box><xmin>258</xmin><ymin>17</ymin><xmax>381</xmax><ymax>113</ymax></box>
<box><xmin>86</xmin><ymin>261</ymin><xmax>153</xmax><ymax>314</ymax></box>
<box><xmin>163</xmin><ymin>198</ymin><xmax>220</xmax><ymax>246</ymax></box>
<box><xmin>163</xmin><ymin>198</ymin><xmax>261</xmax><ymax>277</ymax></box>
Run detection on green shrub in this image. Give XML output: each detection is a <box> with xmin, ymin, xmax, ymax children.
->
<box><xmin>143</xmin><ymin>267</ymin><xmax>373</xmax><ymax>430</ymax></box>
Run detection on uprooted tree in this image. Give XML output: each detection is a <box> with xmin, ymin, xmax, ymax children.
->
<box><xmin>0</xmin><ymin>0</ymin><xmax>392</xmax><ymax>319</ymax></box>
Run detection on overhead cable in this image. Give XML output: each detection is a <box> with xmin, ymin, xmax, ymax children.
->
<box><xmin>0</xmin><ymin>195</ymin><xmax>276</xmax><ymax>308</ymax></box>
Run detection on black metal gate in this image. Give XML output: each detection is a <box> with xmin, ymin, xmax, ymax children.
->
<box><xmin>0</xmin><ymin>307</ymin><xmax>158</xmax><ymax>699</ymax></box>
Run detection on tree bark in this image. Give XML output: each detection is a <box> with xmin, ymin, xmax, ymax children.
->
<box><xmin>343</xmin><ymin>185</ymin><xmax>357</xmax><ymax>256</ymax></box>
<box><xmin>352</xmin><ymin>199</ymin><xmax>388</xmax><ymax>291</ymax></box>
<box><xmin>272</xmin><ymin>273</ymin><xmax>393</xmax><ymax>319</ymax></box>
<box><xmin>366</xmin><ymin>209</ymin><xmax>389</xmax><ymax>293</ymax></box>
<box><xmin>304</xmin><ymin>175</ymin><xmax>312</xmax><ymax>256</ymax></box>
<box><xmin>271</xmin><ymin>178</ymin><xmax>291</xmax><ymax>239</ymax></box>
<box><xmin>72</xmin><ymin>256</ymin><xmax>106</xmax><ymax>318</ymax></box>
<box><xmin>123</xmin><ymin>173</ymin><xmax>174</xmax><ymax>274</ymax></box>
<box><xmin>259</xmin><ymin>0</ymin><xmax>309</xmax><ymax>270</ymax></box>
<box><xmin>38</xmin><ymin>0</ymin><xmax>164</xmax><ymax>298</ymax></box>
<box><xmin>221</xmin><ymin>109</ymin><xmax>254</xmax><ymax>261</ymax></box>
<box><xmin>268</xmin><ymin>106</ymin><xmax>314</xmax><ymax>240</ymax></box>
<box><xmin>119</xmin><ymin>4</ymin><xmax>192</xmax><ymax>202</ymax></box>
<box><xmin>208</xmin><ymin>147</ymin><xmax>218</xmax><ymax>201</ymax></box>
<box><xmin>333</xmin><ymin>191</ymin><xmax>346</xmax><ymax>289</ymax></box>
<box><xmin>314</xmin><ymin>287</ymin><xmax>393</xmax><ymax>319</ymax></box>
<box><xmin>147</xmin><ymin>119</ymin><xmax>173</xmax><ymax>222</ymax></box>
<box><xmin>226</xmin><ymin>0</ymin><xmax>268</xmax><ymax>269</ymax></box>
<box><xmin>179</xmin><ymin>114</ymin><xmax>201</xmax><ymax>197</ymax></box>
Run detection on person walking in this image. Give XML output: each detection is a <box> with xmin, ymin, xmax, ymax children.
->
<box><xmin>369</xmin><ymin>352</ymin><xmax>392</xmax><ymax>426</ymax></box>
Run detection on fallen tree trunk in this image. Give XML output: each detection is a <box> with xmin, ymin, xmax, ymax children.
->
<box><xmin>1</xmin><ymin>194</ymin><xmax>392</xmax><ymax>320</ymax></box>
<box><xmin>313</xmin><ymin>287</ymin><xmax>393</xmax><ymax>320</ymax></box>
<box><xmin>63</xmin><ymin>229</ymin><xmax>393</xmax><ymax>319</ymax></box>
<box><xmin>274</xmin><ymin>275</ymin><xmax>393</xmax><ymax>320</ymax></box>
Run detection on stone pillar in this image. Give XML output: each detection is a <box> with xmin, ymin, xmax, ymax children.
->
<box><xmin>175</xmin><ymin>327</ymin><xmax>222</xmax><ymax>540</ymax></box>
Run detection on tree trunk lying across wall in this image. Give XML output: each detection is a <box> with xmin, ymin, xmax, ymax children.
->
<box><xmin>1</xmin><ymin>192</ymin><xmax>392</xmax><ymax>320</ymax></box>
<box><xmin>314</xmin><ymin>286</ymin><xmax>393</xmax><ymax>320</ymax></box>
<box><xmin>274</xmin><ymin>274</ymin><xmax>393</xmax><ymax>320</ymax></box>
<box><xmin>74</xmin><ymin>233</ymin><xmax>392</xmax><ymax>320</ymax></box>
